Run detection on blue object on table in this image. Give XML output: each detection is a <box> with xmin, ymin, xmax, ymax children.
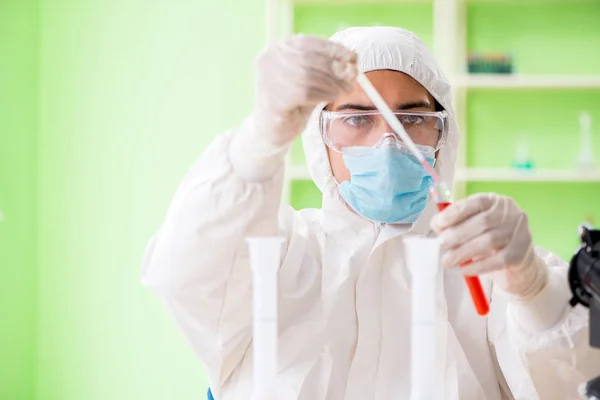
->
<box><xmin>207</xmin><ymin>388</ymin><xmax>215</xmax><ymax>400</ymax></box>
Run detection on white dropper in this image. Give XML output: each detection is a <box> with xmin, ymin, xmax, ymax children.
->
<box><xmin>246</xmin><ymin>237</ymin><xmax>284</xmax><ymax>400</ymax></box>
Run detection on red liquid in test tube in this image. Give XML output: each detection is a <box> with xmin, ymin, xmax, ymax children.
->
<box><xmin>433</xmin><ymin>185</ymin><xmax>490</xmax><ymax>317</ymax></box>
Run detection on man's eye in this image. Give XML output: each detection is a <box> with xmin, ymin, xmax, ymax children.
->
<box><xmin>343</xmin><ymin>116</ymin><xmax>370</xmax><ymax>126</ymax></box>
<box><xmin>399</xmin><ymin>115</ymin><xmax>425</xmax><ymax>125</ymax></box>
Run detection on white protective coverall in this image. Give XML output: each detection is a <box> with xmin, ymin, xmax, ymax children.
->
<box><xmin>141</xmin><ymin>27</ymin><xmax>600</xmax><ymax>399</ymax></box>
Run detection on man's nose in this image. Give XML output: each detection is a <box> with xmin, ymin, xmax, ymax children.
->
<box><xmin>373</xmin><ymin>116</ymin><xmax>401</xmax><ymax>141</ymax></box>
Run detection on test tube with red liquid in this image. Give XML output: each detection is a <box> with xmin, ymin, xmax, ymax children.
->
<box><xmin>431</xmin><ymin>182</ymin><xmax>490</xmax><ymax>317</ymax></box>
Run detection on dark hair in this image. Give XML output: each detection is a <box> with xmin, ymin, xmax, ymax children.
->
<box><xmin>434</xmin><ymin>99</ymin><xmax>444</xmax><ymax>112</ymax></box>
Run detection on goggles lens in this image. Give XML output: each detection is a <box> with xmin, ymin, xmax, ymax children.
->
<box><xmin>321</xmin><ymin>110</ymin><xmax>448</xmax><ymax>152</ymax></box>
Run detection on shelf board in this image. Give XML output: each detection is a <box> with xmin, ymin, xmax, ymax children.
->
<box><xmin>451</xmin><ymin>74</ymin><xmax>600</xmax><ymax>89</ymax></box>
<box><xmin>467</xmin><ymin>0</ymin><xmax>599</xmax><ymax>2</ymax></box>
<box><xmin>291</xmin><ymin>0</ymin><xmax>579</xmax><ymax>3</ymax></box>
<box><xmin>292</xmin><ymin>0</ymin><xmax>429</xmax><ymax>4</ymax></box>
<box><xmin>455</xmin><ymin>168</ymin><xmax>600</xmax><ymax>182</ymax></box>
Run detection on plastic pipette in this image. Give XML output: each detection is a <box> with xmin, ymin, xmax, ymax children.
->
<box><xmin>246</xmin><ymin>237</ymin><xmax>284</xmax><ymax>399</ymax></box>
<box><xmin>356</xmin><ymin>73</ymin><xmax>489</xmax><ymax>316</ymax></box>
<box><xmin>405</xmin><ymin>237</ymin><xmax>441</xmax><ymax>400</ymax></box>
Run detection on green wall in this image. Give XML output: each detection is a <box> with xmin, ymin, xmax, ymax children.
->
<box><xmin>37</xmin><ymin>1</ymin><xmax>265</xmax><ymax>399</ymax></box>
<box><xmin>467</xmin><ymin>1</ymin><xmax>600</xmax><ymax>75</ymax></box>
<box><xmin>294</xmin><ymin>2</ymin><xmax>433</xmax><ymax>45</ymax></box>
<box><xmin>3</xmin><ymin>1</ymin><xmax>600</xmax><ymax>398</ymax></box>
<box><xmin>291</xmin><ymin>1</ymin><xmax>600</xmax><ymax>260</ymax></box>
<box><xmin>0</xmin><ymin>1</ymin><xmax>39</xmax><ymax>399</ymax></box>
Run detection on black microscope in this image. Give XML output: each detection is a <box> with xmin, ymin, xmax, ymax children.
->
<box><xmin>568</xmin><ymin>225</ymin><xmax>600</xmax><ymax>399</ymax></box>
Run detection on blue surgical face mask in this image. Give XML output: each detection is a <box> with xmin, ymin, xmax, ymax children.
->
<box><xmin>337</xmin><ymin>143</ymin><xmax>435</xmax><ymax>224</ymax></box>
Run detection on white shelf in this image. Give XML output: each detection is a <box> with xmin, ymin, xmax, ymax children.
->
<box><xmin>455</xmin><ymin>168</ymin><xmax>600</xmax><ymax>182</ymax></box>
<box><xmin>292</xmin><ymin>0</ymin><xmax>429</xmax><ymax>4</ymax></box>
<box><xmin>451</xmin><ymin>74</ymin><xmax>600</xmax><ymax>89</ymax></box>
<box><xmin>291</xmin><ymin>0</ymin><xmax>573</xmax><ymax>4</ymax></box>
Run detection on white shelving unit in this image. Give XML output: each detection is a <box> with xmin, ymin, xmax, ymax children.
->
<box><xmin>269</xmin><ymin>0</ymin><xmax>600</xmax><ymax>204</ymax></box>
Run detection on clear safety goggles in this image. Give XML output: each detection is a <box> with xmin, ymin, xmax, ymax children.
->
<box><xmin>320</xmin><ymin>110</ymin><xmax>449</xmax><ymax>152</ymax></box>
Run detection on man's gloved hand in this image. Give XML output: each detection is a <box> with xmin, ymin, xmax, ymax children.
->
<box><xmin>430</xmin><ymin>193</ymin><xmax>548</xmax><ymax>300</ymax></box>
<box><xmin>254</xmin><ymin>35</ymin><xmax>358</xmax><ymax>147</ymax></box>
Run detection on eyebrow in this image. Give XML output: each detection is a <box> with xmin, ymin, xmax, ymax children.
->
<box><xmin>335</xmin><ymin>100</ymin><xmax>434</xmax><ymax>112</ymax></box>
